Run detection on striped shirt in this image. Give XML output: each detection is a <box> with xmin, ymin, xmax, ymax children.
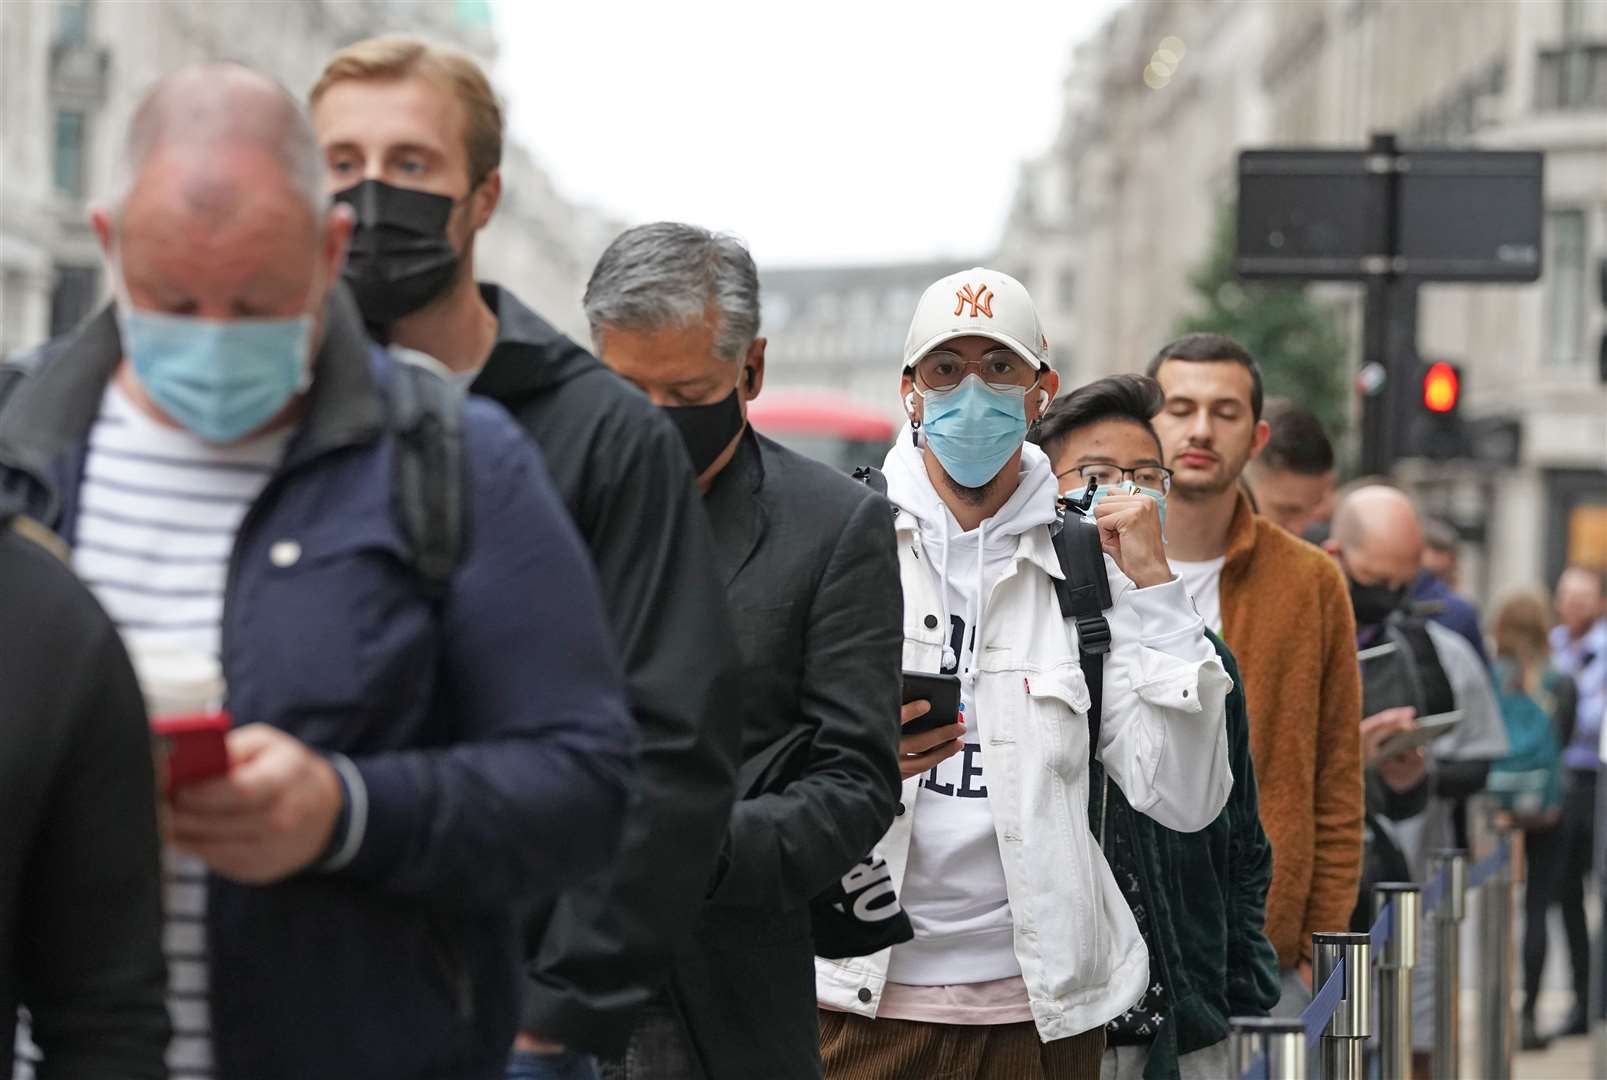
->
<box><xmin>75</xmin><ymin>379</ymin><xmax>290</xmax><ymax>1080</ymax></box>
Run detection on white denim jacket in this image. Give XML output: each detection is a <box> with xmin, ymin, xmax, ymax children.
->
<box><xmin>815</xmin><ymin>439</ymin><xmax>1234</xmax><ymax>1042</ymax></box>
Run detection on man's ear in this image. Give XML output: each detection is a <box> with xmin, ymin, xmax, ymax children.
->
<box><xmin>1247</xmin><ymin>417</ymin><xmax>1272</xmax><ymax>462</ymax></box>
<box><xmin>323</xmin><ymin>202</ymin><xmax>355</xmax><ymax>281</ymax></box>
<box><xmin>468</xmin><ymin>168</ymin><xmax>501</xmax><ymax>231</ymax></box>
<box><xmin>742</xmin><ymin>337</ymin><xmax>767</xmax><ymax>402</ymax></box>
<box><xmin>91</xmin><ymin>207</ymin><xmax>114</xmax><ymax>257</ymax></box>
<box><xmin>1032</xmin><ymin>368</ymin><xmax>1061</xmax><ymax>424</ymax></box>
<box><xmin>1321</xmin><ymin>537</ymin><xmax>1342</xmax><ymax>560</ymax></box>
<box><xmin>901</xmin><ymin>372</ymin><xmax>920</xmax><ymax>425</ymax></box>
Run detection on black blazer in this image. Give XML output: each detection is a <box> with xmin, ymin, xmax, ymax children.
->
<box><xmin>671</xmin><ymin>429</ymin><xmax>902</xmax><ymax>1079</ymax></box>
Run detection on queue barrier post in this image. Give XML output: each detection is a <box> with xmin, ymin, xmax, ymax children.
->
<box><xmin>1229</xmin><ymin>1016</ymin><xmax>1306</xmax><ymax>1080</ymax></box>
<box><xmin>1373</xmin><ymin>882</ymin><xmax>1420</xmax><ymax>1080</ymax></box>
<box><xmin>1428</xmin><ymin>849</ymin><xmax>1467</xmax><ymax>1080</ymax></box>
<box><xmin>1478</xmin><ymin>825</ymin><xmax>1516</xmax><ymax>1080</ymax></box>
<box><xmin>1313</xmin><ymin>931</ymin><xmax>1371</xmax><ymax>1080</ymax></box>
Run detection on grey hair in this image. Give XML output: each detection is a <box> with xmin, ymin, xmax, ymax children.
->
<box><xmin>584</xmin><ymin>222</ymin><xmax>761</xmax><ymax>362</ymax></box>
<box><xmin>109</xmin><ymin>61</ymin><xmax>327</xmax><ymax>220</ymax></box>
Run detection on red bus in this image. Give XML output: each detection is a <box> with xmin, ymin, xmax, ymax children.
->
<box><xmin>747</xmin><ymin>391</ymin><xmax>897</xmax><ymax>473</ymax></box>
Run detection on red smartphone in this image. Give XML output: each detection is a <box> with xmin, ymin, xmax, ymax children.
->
<box><xmin>153</xmin><ymin>711</ymin><xmax>232</xmax><ymax>789</ymax></box>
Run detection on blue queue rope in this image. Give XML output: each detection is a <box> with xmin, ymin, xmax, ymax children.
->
<box><xmin>1235</xmin><ymin>839</ymin><xmax>1510</xmax><ymax>1079</ymax></box>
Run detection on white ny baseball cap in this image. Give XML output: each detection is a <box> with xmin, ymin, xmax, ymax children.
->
<box><xmin>901</xmin><ymin>267</ymin><xmax>1050</xmax><ymax>372</ymax></box>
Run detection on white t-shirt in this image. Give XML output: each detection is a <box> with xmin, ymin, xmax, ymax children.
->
<box><xmin>73</xmin><ymin>381</ymin><xmax>289</xmax><ymax>1080</ymax></box>
<box><xmin>1171</xmin><ymin>555</ymin><xmax>1227</xmax><ymax>633</ymax></box>
<box><xmin>887</xmin><ymin>508</ymin><xmax>1023</xmax><ymax>987</ymax></box>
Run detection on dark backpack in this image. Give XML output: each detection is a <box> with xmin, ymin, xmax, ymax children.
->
<box><xmin>0</xmin><ymin>347</ymin><xmax>463</xmax><ymax>597</ymax></box>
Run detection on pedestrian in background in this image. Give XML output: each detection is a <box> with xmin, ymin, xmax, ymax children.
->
<box><xmin>1483</xmin><ymin>592</ymin><xmax>1576</xmax><ymax>1050</ymax></box>
<box><xmin>1242</xmin><ymin>397</ymin><xmax>1335</xmax><ymax>540</ymax></box>
<box><xmin>1324</xmin><ymin>485</ymin><xmax>1508</xmax><ymax>1075</ymax></box>
<box><xmin>585</xmin><ymin>222</ymin><xmax>903</xmax><ymax>1079</ymax></box>
<box><xmin>816</xmin><ymin>269</ymin><xmax>1233</xmax><ymax>1080</ymax></box>
<box><xmin>1034</xmin><ymin>375</ymin><xmax>1280</xmax><ymax>1080</ymax></box>
<box><xmin>0</xmin><ymin>512</ymin><xmax>169</xmax><ymax>1080</ymax></box>
<box><xmin>309</xmin><ymin>43</ymin><xmax>745</xmax><ymax>1076</ymax></box>
<box><xmin>0</xmin><ymin>63</ymin><xmax>634</xmax><ymax>1080</ymax></box>
<box><xmin>1548</xmin><ymin>566</ymin><xmax>1607</xmax><ymax>1038</ymax></box>
<box><xmin>1408</xmin><ymin>517</ymin><xmax>1490</xmax><ymax>670</ymax></box>
<box><xmin>1148</xmin><ymin>333</ymin><xmax>1363</xmax><ymax>1017</ymax></box>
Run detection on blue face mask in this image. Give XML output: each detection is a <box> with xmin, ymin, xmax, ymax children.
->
<box><xmin>1084</xmin><ymin>481</ymin><xmax>1168</xmax><ymax>530</ymax></box>
<box><xmin>120</xmin><ymin>307</ymin><xmax>314</xmax><ymax>444</ymax></box>
<box><xmin>919</xmin><ymin>374</ymin><xmax>1029</xmax><ymax>489</ymax></box>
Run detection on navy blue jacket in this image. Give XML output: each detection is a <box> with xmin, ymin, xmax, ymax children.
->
<box><xmin>0</xmin><ymin>291</ymin><xmax>635</xmax><ymax>1080</ymax></box>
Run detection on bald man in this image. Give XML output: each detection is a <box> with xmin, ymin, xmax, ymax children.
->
<box><xmin>0</xmin><ymin>63</ymin><xmax>634</xmax><ymax>1080</ymax></box>
<box><xmin>1323</xmin><ymin>485</ymin><xmax>1506</xmax><ymax>1071</ymax></box>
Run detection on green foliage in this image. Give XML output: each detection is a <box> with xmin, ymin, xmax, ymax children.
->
<box><xmin>1175</xmin><ymin>203</ymin><xmax>1350</xmax><ymax>434</ymax></box>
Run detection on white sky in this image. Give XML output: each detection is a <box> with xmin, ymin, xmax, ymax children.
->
<box><xmin>494</xmin><ymin>0</ymin><xmax>1122</xmax><ymax>267</ymax></box>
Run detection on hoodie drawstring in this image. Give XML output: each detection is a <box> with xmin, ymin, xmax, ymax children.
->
<box><xmin>938</xmin><ymin>512</ymin><xmax>957</xmax><ymax>673</ymax></box>
<box><xmin>961</xmin><ymin>519</ymin><xmax>987</xmax><ymax>693</ymax></box>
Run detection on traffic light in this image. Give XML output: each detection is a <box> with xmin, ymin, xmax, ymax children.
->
<box><xmin>1414</xmin><ymin>361</ymin><xmax>1469</xmax><ymax>460</ymax></box>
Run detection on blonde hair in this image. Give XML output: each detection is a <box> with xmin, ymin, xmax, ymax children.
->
<box><xmin>310</xmin><ymin>34</ymin><xmax>502</xmax><ymax>185</ymax></box>
<box><xmin>1492</xmin><ymin>591</ymin><xmax>1551</xmax><ymax>693</ymax></box>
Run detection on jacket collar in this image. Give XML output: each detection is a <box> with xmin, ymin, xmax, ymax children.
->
<box><xmin>470</xmin><ymin>283</ymin><xmax>569</xmax><ymax>401</ymax></box>
<box><xmin>703</xmin><ymin>425</ymin><xmax>768</xmax><ymax>586</ymax></box>
<box><xmin>1221</xmin><ymin>488</ymin><xmax>1259</xmax><ymax>573</ymax></box>
<box><xmin>0</xmin><ymin>282</ymin><xmax>385</xmax><ymax>490</ymax></box>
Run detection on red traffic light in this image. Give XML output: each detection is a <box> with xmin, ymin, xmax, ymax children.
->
<box><xmin>1422</xmin><ymin>362</ymin><xmax>1460</xmax><ymax>413</ymax></box>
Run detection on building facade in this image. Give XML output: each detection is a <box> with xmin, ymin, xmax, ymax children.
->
<box><xmin>999</xmin><ymin>0</ymin><xmax>1607</xmax><ymax>598</ymax></box>
<box><xmin>0</xmin><ymin>0</ymin><xmax>605</xmax><ymax>358</ymax></box>
<box><xmin>759</xmin><ymin>259</ymin><xmax>979</xmax><ymax>417</ymax></box>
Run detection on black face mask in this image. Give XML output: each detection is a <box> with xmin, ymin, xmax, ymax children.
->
<box><xmin>1348</xmin><ymin>576</ymin><xmax>1408</xmax><ymax>627</ymax></box>
<box><xmin>665</xmin><ymin>385</ymin><xmax>746</xmax><ymax>476</ymax></box>
<box><xmin>335</xmin><ymin>178</ymin><xmax>464</xmax><ymax>327</ymax></box>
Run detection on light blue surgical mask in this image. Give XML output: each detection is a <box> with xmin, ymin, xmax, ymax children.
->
<box><xmin>118</xmin><ymin>298</ymin><xmax>315</xmax><ymax>444</ymax></box>
<box><xmin>1084</xmin><ymin>481</ymin><xmax>1168</xmax><ymax>531</ymax></box>
<box><xmin>918</xmin><ymin>374</ymin><xmax>1030</xmax><ymax>489</ymax></box>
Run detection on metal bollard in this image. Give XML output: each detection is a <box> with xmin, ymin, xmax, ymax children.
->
<box><xmin>1374</xmin><ymin>883</ymin><xmax>1421</xmax><ymax>1080</ymax></box>
<box><xmin>1229</xmin><ymin>1016</ymin><xmax>1307</xmax><ymax>1080</ymax></box>
<box><xmin>1314</xmin><ymin>931</ymin><xmax>1371</xmax><ymax>1080</ymax></box>
<box><xmin>1478</xmin><ymin>828</ymin><xmax>1516</xmax><ymax>1080</ymax></box>
<box><xmin>1429</xmin><ymin>849</ymin><xmax>1468</xmax><ymax>1080</ymax></box>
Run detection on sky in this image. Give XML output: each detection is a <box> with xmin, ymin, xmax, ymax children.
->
<box><xmin>493</xmin><ymin>0</ymin><xmax>1123</xmax><ymax>267</ymax></box>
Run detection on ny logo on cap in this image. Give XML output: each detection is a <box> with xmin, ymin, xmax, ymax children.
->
<box><xmin>954</xmin><ymin>283</ymin><xmax>994</xmax><ymax>319</ymax></box>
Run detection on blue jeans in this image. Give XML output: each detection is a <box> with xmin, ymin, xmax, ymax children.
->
<box><xmin>507</xmin><ymin>1049</ymin><xmax>600</xmax><ymax>1080</ymax></box>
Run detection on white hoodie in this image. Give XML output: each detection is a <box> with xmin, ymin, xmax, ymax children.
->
<box><xmin>817</xmin><ymin>426</ymin><xmax>1234</xmax><ymax>1041</ymax></box>
<box><xmin>883</xmin><ymin>430</ymin><xmax>1060</xmax><ymax>986</ymax></box>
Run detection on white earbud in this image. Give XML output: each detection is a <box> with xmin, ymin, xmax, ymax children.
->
<box><xmin>1037</xmin><ymin>389</ymin><xmax>1051</xmax><ymax>412</ymax></box>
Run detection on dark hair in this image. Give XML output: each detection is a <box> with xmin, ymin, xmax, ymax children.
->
<box><xmin>1258</xmin><ymin>397</ymin><xmax>1334</xmax><ymax>475</ymax></box>
<box><xmin>1145</xmin><ymin>332</ymin><xmax>1264</xmax><ymax>421</ymax></box>
<box><xmin>1423</xmin><ymin>517</ymin><xmax>1459</xmax><ymax>554</ymax></box>
<box><xmin>1031</xmin><ymin>374</ymin><xmax>1165</xmax><ymax>461</ymax></box>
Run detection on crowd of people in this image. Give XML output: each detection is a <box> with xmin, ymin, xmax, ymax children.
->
<box><xmin>1</xmin><ymin>35</ymin><xmax>1603</xmax><ymax>1080</ymax></box>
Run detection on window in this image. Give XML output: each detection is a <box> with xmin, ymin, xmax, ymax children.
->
<box><xmin>1544</xmin><ymin>210</ymin><xmax>1587</xmax><ymax>365</ymax></box>
<box><xmin>53</xmin><ymin>111</ymin><xmax>86</xmax><ymax>198</ymax></box>
<box><xmin>54</xmin><ymin>0</ymin><xmax>89</xmax><ymax>47</ymax></box>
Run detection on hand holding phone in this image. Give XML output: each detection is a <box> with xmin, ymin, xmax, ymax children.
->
<box><xmin>900</xmin><ymin>671</ymin><xmax>965</xmax><ymax>780</ymax></box>
<box><xmin>153</xmin><ymin>711</ymin><xmax>232</xmax><ymax>790</ymax></box>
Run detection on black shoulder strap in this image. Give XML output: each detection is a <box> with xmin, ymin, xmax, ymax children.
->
<box><xmin>388</xmin><ymin>362</ymin><xmax>464</xmax><ymax>600</ymax></box>
<box><xmin>852</xmin><ymin>464</ymin><xmax>888</xmax><ymax>497</ymax></box>
<box><xmin>1051</xmin><ymin>501</ymin><xmax>1113</xmax><ymax>773</ymax></box>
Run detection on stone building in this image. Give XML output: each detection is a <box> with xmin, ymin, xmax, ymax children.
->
<box><xmin>0</xmin><ymin>0</ymin><xmax>607</xmax><ymax>358</ymax></box>
<box><xmin>998</xmin><ymin>0</ymin><xmax>1607</xmax><ymax>596</ymax></box>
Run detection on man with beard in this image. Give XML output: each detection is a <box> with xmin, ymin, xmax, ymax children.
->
<box><xmin>310</xmin><ymin>38</ymin><xmax>741</xmax><ymax>1078</ymax></box>
<box><xmin>816</xmin><ymin>271</ymin><xmax>1233</xmax><ymax>1080</ymax></box>
<box><xmin>1148</xmin><ymin>333</ymin><xmax>1363</xmax><ymax>1016</ymax></box>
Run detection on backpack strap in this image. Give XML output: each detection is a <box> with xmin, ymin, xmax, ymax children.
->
<box><xmin>387</xmin><ymin>361</ymin><xmax>464</xmax><ymax>600</ymax></box>
<box><xmin>1051</xmin><ymin>499</ymin><xmax>1113</xmax><ymax>774</ymax></box>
